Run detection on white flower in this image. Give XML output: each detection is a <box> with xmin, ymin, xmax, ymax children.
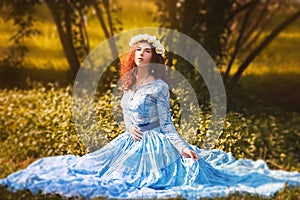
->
<box><xmin>147</xmin><ymin>35</ymin><xmax>157</xmax><ymax>43</ymax></box>
<box><xmin>152</xmin><ymin>40</ymin><xmax>160</xmax><ymax>48</ymax></box>
<box><xmin>141</xmin><ymin>34</ymin><xmax>148</xmax><ymax>40</ymax></box>
<box><xmin>128</xmin><ymin>33</ymin><xmax>165</xmax><ymax>56</ymax></box>
<box><xmin>155</xmin><ymin>47</ymin><xmax>163</xmax><ymax>55</ymax></box>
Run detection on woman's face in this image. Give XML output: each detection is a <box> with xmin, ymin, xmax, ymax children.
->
<box><xmin>134</xmin><ymin>42</ymin><xmax>153</xmax><ymax>66</ymax></box>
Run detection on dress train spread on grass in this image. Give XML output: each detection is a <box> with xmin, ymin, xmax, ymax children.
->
<box><xmin>1</xmin><ymin>79</ymin><xmax>299</xmax><ymax>199</ymax></box>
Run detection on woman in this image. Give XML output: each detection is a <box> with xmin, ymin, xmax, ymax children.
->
<box><xmin>119</xmin><ymin>34</ymin><xmax>198</xmax><ymax>160</ymax></box>
<box><xmin>0</xmin><ymin>34</ymin><xmax>299</xmax><ymax>200</ymax></box>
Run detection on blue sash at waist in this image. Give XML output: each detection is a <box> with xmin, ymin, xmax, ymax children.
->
<box><xmin>137</xmin><ymin>120</ymin><xmax>160</xmax><ymax>131</ymax></box>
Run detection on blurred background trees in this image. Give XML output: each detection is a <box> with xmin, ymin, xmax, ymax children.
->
<box><xmin>155</xmin><ymin>0</ymin><xmax>299</xmax><ymax>86</ymax></box>
<box><xmin>0</xmin><ymin>0</ymin><xmax>121</xmax><ymax>80</ymax></box>
<box><xmin>0</xmin><ymin>0</ymin><xmax>299</xmax><ymax>87</ymax></box>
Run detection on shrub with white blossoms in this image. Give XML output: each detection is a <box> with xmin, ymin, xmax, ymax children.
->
<box><xmin>129</xmin><ymin>34</ymin><xmax>165</xmax><ymax>56</ymax></box>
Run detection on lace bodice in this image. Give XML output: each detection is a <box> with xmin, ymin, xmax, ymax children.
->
<box><xmin>120</xmin><ymin>79</ymin><xmax>190</xmax><ymax>153</ymax></box>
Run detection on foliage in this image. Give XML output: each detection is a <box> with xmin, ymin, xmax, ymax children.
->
<box><xmin>1</xmin><ymin>83</ymin><xmax>299</xmax><ymax>177</ymax></box>
<box><xmin>0</xmin><ymin>0</ymin><xmax>40</xmax><ymax>68</ymax></box>
<box><xmin>154</xmin><ymin>0</ymin><xmax>300</xmax><ymax>85</ymax></box>
<box><xmin>0</xmin><ymin>0</ymin><xmax>122</xmax><ymax>78</ymax></box>
<box><xmin>0</xmin><ymin>83</ymin><xmax>120</xmax><ymax>177</ymax></box>
<box><xmin>0</xmin><ymin>178</ymin><xmax>299</xmax><ymax>200</ymax></box>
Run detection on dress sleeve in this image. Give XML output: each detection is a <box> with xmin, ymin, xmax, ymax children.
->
<box><xmin>156</xmin><ymin>82</ymin><xmax>191</xmax><ymax>153</ymax></box>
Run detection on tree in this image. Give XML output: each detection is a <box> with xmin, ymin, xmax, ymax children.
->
<box><xmin>227</xmin><ymin>1</ymin><xmax>300</xmax><ymax>85</ymax></box>
<box><xmin>0</xmin><ymin>0</ymin><xmax>40</xmax><ymax>67</ymax></box>
<box><xmin>155</xmin><ymin>0</ymin><xmax>300</xmax><ymax>86</ymax></box>
<box><xmin>0</xmin><ymin>0</ymin><xmax>122</xmax><ymax>80</ymax></box>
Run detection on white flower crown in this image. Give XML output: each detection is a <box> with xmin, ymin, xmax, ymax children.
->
<box><xmin>129</xmin><ymin>34</ymin><xmax>165</xmax><ymax>57</ymax></box>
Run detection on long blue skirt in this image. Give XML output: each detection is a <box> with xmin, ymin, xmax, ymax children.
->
<box><xmin>1</xmin><ymin>131</ymin><xmax>300</xmax><ymax>199</ymax></box>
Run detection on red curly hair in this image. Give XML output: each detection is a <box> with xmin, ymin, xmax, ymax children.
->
<box><xmin>119</xmin><ymin>42</ymin><xmax>169</xmax><ymax>91</ymax></box>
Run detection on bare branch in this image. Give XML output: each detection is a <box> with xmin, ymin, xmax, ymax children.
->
<box><xmin>227</xmin><ymin>0</ymin><xmax>259</xmax><ymax>22</ymax></box>
<box><xmin>231</xmin><ymin>10</ymin><xmax>300</xmax><ymax>86</ymax></box>
<box><xmin>240</xmin><ymin>0</ymin><xmax>270</xmax><ymax>46</ymax></box>
<box><xmin>242</xmin><ymin>2</ymin><xmax>279</xmax><ymax>52</ymax></box>
<box><xmin>225</xmin><ymin>0</ymin><xmax>258</xmax><ymax>77</ymax></box>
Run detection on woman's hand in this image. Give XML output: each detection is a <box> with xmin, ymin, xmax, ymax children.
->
<box><xmin>128</xmin><ymin>125</ymin><xmax>144</xmax><ymax>141</ymax></box>
<box><xmin>182</xmin><ymin>148</ymin><xmax>199</xmax><ymax>161</ymax></box>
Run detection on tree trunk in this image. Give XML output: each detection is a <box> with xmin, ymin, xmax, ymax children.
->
<box><xmin>45</xmin><ymin>1</ymin><xmax>80</xmax><ymax>79</ymax></box>
<box><xmin>231</xmin><ymin>10</ymin><xmax>300</xmax><ymax>86</ymax></box>
<box><xmin>203</xmin><ymin>0</ymin><xmax>230</xmax><ymax>62</ymax></box>
<box><xmin>92</xmin><ymin>1</ymin><xmax>119</xmax><ymax>59</ymax></box>
<box><xmin>224</xmin><ymin>0</ymin><xmax>257</xmax><ymax>78</ymax></box>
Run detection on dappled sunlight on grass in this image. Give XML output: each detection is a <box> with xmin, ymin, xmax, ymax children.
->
<box><xmin>238</xmin><ymin>62</ymin><xmax>300</xmax><ymax>76</ymax></box>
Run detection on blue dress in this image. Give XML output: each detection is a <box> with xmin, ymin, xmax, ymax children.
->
<box><xmin>1</xmin><ymin>79</ymin><xmax>300</xmax><ymax>199</ymax></box>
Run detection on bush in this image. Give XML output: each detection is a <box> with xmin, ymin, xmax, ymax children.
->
<box><xmin>0</xmin><ymin>83</ymin><xmax>121</xmax><ymax>177</ymax></box>
<box><xmin>1</xmin><ymin>83</ymin><xmax>300</xmax><ymax>177</ymax></box>
<box><xmin>0</xmin><ymin>83</ymin><xmax>300</xmax><ymax>198</ymax></box>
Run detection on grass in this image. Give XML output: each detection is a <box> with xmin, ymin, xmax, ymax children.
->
<box><xmin>0</xmin><ymin>185</ymin><xmax>299</xmax><ymax>200</ymax></box>
<box><xmin>0</xmin><ymin>81</ymin><xmax>299</xmax><ymax>200</ymax></box>
<box><xmin>234</xmin><ymin>73</ymin><xmax>300</xmax><ymax>113</ymax></box>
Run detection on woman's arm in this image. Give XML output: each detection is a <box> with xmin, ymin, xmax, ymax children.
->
<box><xmin>156</xmin><ymin>83</ymin><xmax>198</xmax><ymax>160</ymax></box>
